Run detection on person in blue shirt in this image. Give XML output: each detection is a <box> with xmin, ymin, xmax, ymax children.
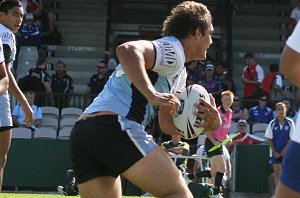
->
<box><xmin>248</xmin><ymin>93</ymin><xmax>274</xmax><ymax>125</ymax></box>
<box><xmin>265</xmin><ymin>102</ymin><xmax>294</xmax><ymax>189</ymax></box>
<box><xmin>19</xmin><ymin>13</ymin><xmax>42</xmax><ymax>49</ymax></box>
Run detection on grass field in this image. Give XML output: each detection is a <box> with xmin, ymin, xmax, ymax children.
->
<box><xmin>1</xmin><ymin>193</ymin><xmax>154</xmax><ymax>198</ymax></box>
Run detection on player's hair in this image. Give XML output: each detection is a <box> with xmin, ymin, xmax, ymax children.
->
<box><xmin>275</xmin><ymin>102</ymin><xmax>286</xmax><ymax>111</ymax></box>
<box><xmin>221</xmin><ymin>90</ymin><xmax>234</xmax><ymax>98</ymax></box>
<box><xmin>36</xmin><ymin>56</ymin><xmax>47</xmax><ymax>66</ymax></box>
<box><xmin>162</xmin><ymin>1</ymin><xmax>212</xmax><ymax>39</ymax></box>
<box><xmin>0</xmin><ymin>0</ymin><xmax>22</xmax><ymax>13</ymax></box>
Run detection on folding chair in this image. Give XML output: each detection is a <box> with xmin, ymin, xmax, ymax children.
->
<box><xmin>12</xmin><ymin>127</ymin><xmax>32</xmax><ymax>139</ymax></box>
<box><xmin>61</xmin><ymin>107</ymin><xmax>82</xmax><ymax>119</ymax></box>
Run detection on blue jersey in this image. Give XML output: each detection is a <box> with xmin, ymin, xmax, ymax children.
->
<box><xmin>84</xmin><ymin>36</ymin><xmax>187</xmax><ymax>127</ymax></box>
<box><xmin>249</xmin><ymin>106</ymin><xmax>274</xmax><ymax>123</ymax></box>
<box><xmin>265</xmin><ymin>117</ymin><xmax>294</xmax><ymax>153</ymax></box>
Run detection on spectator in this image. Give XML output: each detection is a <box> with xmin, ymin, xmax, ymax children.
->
<box><xmin>21</xmin><ymin>0</ymin><xmax>55</xmax><ymax>33</ymax></box>
<box><xmin>262</xmin><ymin>63</ymin><xmax>285</xmax><ymax>107</ymax></box>
<box><xmin>265</xmin><ymin>102</ymin><xmax>294</xmax><ymax>188</ymax></box>
<box><xmin>227</xmin><ymin>119</ymin><xmax>264</xmax><ymax>153</ymax></box>
<box><xmin>161</xmin><ymin>135</ymin><xmax>190</xmax><ymax>171</ymax></box>
<box><xmin>198</xmin><ymin>63</ymin><xmax>222</xmax><ymax>106</ymax></box>
<box><xmin>231</xmin><ymin>94</ymin><xmax>249</xmax><ymax>123</ymax></box>
<box><xmin>12</xmin><ymin>90</ymin><xmax>42</xmax><ymax>131</ymax></box>
<box><xmin>281</xmin><ymin>97</ymin><xmax>298</xmax><ymax>121</ymax></box>
<box><xmin>18</xmin><ymin>13</ymin><xmax>42</xmax><ymax>50</ymax></box>
<box><xmin>215</xmin><ymin>62</ymin><xmax>236</xmax><ymax>94</ymax></box>
<box><xmin>248</xmin><ymin>93</ymin><xmax>274</xmax><ymax>125</ymax></box>
<box><xmin>50</xmin><ymin>60</ymin><xmax>74</xmax><ymax>109</ymax></box>
<box><xmin>185</xmin><ymin>60</ymin><xmax>199</xmax><ymax>86</ymax></box>
<box><xmin>289</xmin><ymin>0</ymin><xmax>300</xmax><ymax>35</ymax></box>
<box><xmin>84</xmin><ymin>60</ymin><xmax>109</xmax><ymax>107</ymax></box>
<box><xmin>106</xmin><ymin>57</ymin><xmax>118</xmax><ymax>77</ymax></box>
<box><xmin>241</xmin><ymin>52</ymin><xmax>265</xmax><ymax>109</ymax></box>
<box><xmin>27</xmin><ymin>56</ymin><xmax>53</xmax><ymax>106</ymax></box>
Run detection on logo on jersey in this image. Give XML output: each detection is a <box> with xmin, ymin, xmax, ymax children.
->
<box><xmin>2</xmin><ymin>32</ymin><xmax>12</xmax><ymax>43</ymax></box>
<box><xmin>157</xmin><ymin>41</ymin><xmax>177</xmax><ymax>67</ymax></box>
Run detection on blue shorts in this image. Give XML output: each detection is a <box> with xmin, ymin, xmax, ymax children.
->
<box><xmin>280</xmin><ymin>141</ymin><xmax>300</xmax><ymax>193</ymax></box>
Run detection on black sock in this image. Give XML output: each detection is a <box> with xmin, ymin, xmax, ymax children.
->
<box><xmin>187</xmin><ymin>170</ymin><xmax>212</xmax><ymax>180</ymax></box>
<box><xmin>214</xmin><ymin>172</ymin><xmax>224</xmax><ymax>195</ymax></box>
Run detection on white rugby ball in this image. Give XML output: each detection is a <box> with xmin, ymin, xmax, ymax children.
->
<box><xmin>173</xmin><ymin>84</ymin><xmax>210</xmax><ymax>139</ymax></box>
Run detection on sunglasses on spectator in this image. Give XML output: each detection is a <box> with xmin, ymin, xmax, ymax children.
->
<box><xmin>260</xmin><ymin>98</ymin><xmax>267</xmax><ymax>101</ymax></box>
<box><xmin>97</xmin><ymin>66</ymin><xmax>106</xmax><ymax>68</ymax></box>
<box><xmin>233</xmin><ymin>99</ymin><xmax>239</xmax><ymax>101</ymax></box>
<box><xmin>238</xmin><ymin>124</ymin><xmax>247</xmax><ymax>127</ymax></box>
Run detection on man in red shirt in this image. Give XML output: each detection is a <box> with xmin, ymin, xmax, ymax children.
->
<box><xmin>241</xmin><ymin>52</ymin><xmax>265</xmax><ymax>109</ymax></box>
<box><xmin>228</xmin><ymin>119</ymin><xmax>265</xmax><ymax>153</ymax></box>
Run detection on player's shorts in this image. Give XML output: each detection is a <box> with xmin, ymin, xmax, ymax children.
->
<box><xmin>69</xmin><ymin>114</ymin><xmax>157</xmax><ymax>184</ymax></box>
<box><xmin>0</xmin><ymin>92</ymin><xmax>13</xmax><ymax>131</ymax></box>
<box><xmin>280</xmin><ymin>141</ymin><xmax>300</xmax><ymax>193</ymax></box>
<box><xmin>204</xmin><ymin>137</ymin><xmax>223</xmax><ymax>158</ymax></box>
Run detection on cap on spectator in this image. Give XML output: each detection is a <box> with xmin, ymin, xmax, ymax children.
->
<box><xmin>237</xmin><ymin>119</ymin><xmax>247</xmax><ymax>125</ymax></box>
<box><xmin>205</xmin><ymin>64</ymin><xmax>214</xmax><ymax>71</ymax></box>
<box><xmin>57</xmin><ymin>60</ymin><xmax>66</xmax><ymax>67</ymax></box>
<box><xmin>107</xmin><ymin>58</ymin><xmax>117</xmax><ymax>70</ymax></box>
<box><xmin>26</xmin><ymin>13</ymin><xmax>34</xmax><ymax>20</ymax></box>
<box><xmin>244</xmin><ymin>52</ymin><xmax>254</xmax><ymax>59</ymax></box>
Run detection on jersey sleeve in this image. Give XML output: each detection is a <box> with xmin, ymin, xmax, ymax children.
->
<box><xmin>36</xmin><ymin>107</ymin><xmax>43</xmax><ymax>119</ymax></box>
<box><xmin>264</xmin><ymin>121</ymin><xmax>273</xmax><ymax>139</ymax></box>
<box><xmin>1</xmin><ymin>31</ymin><xmax>14</xmax><ymax>62</ymax></box>
<box><xmin>287</xmin><ymin>22</ymin><xmax>300</xmax><ymax>53</ymax></box>
<box><xmin>0</xmin><ymin>39</ymin><xmax>4</xmax><ymax>63</ymax></box>
<box><xmin>256</xmin><ymin>65</ymin><xmax>265</xmax><ymax>83</ymax></box>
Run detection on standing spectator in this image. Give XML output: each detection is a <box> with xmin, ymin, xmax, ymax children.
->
<box><xmin>248</xmin><ymin>94</ymin><xmax>274</xmax><ymax>125</ymax></box>
<box><xmin>227</xmin><ymin>119</ymin><xmax>264</xmax><ymax>153</ymax></box>
<box><xmin>51</xmin><ymin>60</ymin><xmax>74</xmax><ymax>109</ymax></box>
<box><xmin>231</xmin><ymin>94</ymin><xmax>249</xmax><ymax>123</ymax></box>
<box><xmin>241</xmin><ymin>52</ymin><xmax>265</xmax><ymax>109</ymax></box>
<box><xmin>199</xmin><ymin>63</ymin><xmax>222</xmax><ymax>106</ymax></box>
<box><xmin>0</xmin><ymin>0</ymin><xmax>34</xmax><ymax>191</ymax></box>
<box><xmin>21</xmin><ymin>0</ymin><xmax>55</xmax><ymax>33</ymax></box>
<box><xmin>262</xmin><ymin>63</ymin><xmax>285</xmax><ymax>107</ymax></box>
<box><xmin>161</xmin><ymin>135</ymin><xmax>190</xmax><ymax>171</ymax></box>
<box><xmin>27</xmin><ymin>56</ymin><xmax>53</xmax><ymax>106</ymax></box>
<box><xmin>274</xmin><ymin>20</ymin><xmax>300</xmax><ymax>198</ymax></box>
<box><xmin>18</xmin><ymin>13</ymin><xmax>42</xmax><ymax>50</ymax></box>
<box><xmin>84</xmin><ymin>60</ymin><xmax>109</xmax><ymax>107</ymax></box>
<box><xmin>12</xmin><ymin>90</ymin><xmax>42</xmax><ymax>131</ymax></box>
<box><xmin>281</xmin><ymin>97</ymin><xmax>298</xmax><ymax>121</ymax></box>
<box><xmin>204</xmin><ymin>90</ymin><xmax>234</xmax><ymax>197</ymax></box>
<box><xmin>289</xmin><ymin>0</ymin><xmax>300</xmax><ymax>34</ymax></box>
<box><xmin>265</xmin><ymin>102</ymin><xmax>294</xmax><ymax>188</ymax></box>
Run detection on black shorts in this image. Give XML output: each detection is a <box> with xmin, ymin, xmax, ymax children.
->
<box><xmin>204</xmin><ymin>137</ymin><xmax>223</xmax><ymax>158</ymax></box>
<box><xmin>69</xmin><ymin>115</ymin><xmax>157</xmax><ymax>184</ymax></box>
<box><xmin>0</xmin><ymin>126</ymin><xmax>13</xmax><ymax>132</ymax></box>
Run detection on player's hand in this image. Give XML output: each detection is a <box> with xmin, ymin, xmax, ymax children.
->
<box><xmin>147</xmin><ymin>92</ymin><xmax>181</xmax><ymax>116</ymax></box>
<box><xmin>194</xmin><ymin>94</ymin><xmax>221</xmax><ymax>133</ymax></box>
<box><xmin>21</xmin><ymin>104</ymin><xmax>34</xmax><ymax>125</ymax></box>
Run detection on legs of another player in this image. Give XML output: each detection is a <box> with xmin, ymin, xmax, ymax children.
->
<box><xmin>273</xmin><ymin>163</ymin><xmax>281</xmax><ymax>187</ymax></box>
<box><xmin>78</xmin><ymin>176</ymin><xmax>122</xmax><ymax>198</ymax></box>
<box><xmin>122</xmin><ymin>146</ymin><xmax>193</xmax><ymax>198</ymax></box>
<box><xmin>274</xmin><ymin>181</ymin><xmax>300</xmax><ymax>198</ymax></box>
<box><xmin>0</xmin><ymin>130</ymin><xmax>11</xmax><ymax>191</ymax></box>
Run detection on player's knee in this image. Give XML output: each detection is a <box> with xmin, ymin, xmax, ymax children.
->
<box><xmin>0</xmin><ymin>155</ymin><xmax>7</xmax><ymax>168</ymax></box>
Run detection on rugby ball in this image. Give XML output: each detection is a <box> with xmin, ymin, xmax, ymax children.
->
<box><xmin>173</xmin><ymin>84</ymin><xmax>210</xmax><ymax>139</ymax></box>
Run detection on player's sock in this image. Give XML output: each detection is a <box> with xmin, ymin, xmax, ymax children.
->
<box><xmin>213</xmin><ymin>172</ymin><xmax>224</xmax><ymax>195</ymax></box>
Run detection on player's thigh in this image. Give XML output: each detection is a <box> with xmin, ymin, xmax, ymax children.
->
<box><xmin>210</xmin><ymin>155</ymin><xmax>226</xmax><ymax>173</ymax></box>
<box><xmin>122</xmin><ymin>146</ymin><xmax>192</xmax><ymax>198</ymax></box>
<box><xmin>78</xmin><ymin>176</ymin><xmax>122</xmax><ymax>198</ymax></box>
<box><xmin>0</xmin><ymin>129</ymin><xmax>11</xmax><ymax>158</ymax></box>
<box><xmin>274</xmin><ymin>181</ymin><xmax>300</xmax><ymax>198</ymax></box>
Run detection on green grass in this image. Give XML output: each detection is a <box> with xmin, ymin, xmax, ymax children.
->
<box><xmin>1</xmin><ymin>193</ymin><xmax>154</xmax><ymax>198</ymax></box>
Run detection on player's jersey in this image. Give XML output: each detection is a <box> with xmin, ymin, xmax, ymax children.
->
<box><xmin>265</xmin><ymin>117</ymin><xmax>294</xmax><ymax>153</ymax></box>
<box><xmin>84</xmin><ymin>36</ymin><xmax>186</xmax><ymax>127</ymax></box>
<box><xmin>0</xmin><ymin>24</ymin><xmax>14</xmax><ymax>127</ymax></box>
<box><xmin>211</xmin><ymin>106</ymin><xmax>232</xmax><ymax>141</ymax></box>
<box><xmin>287</xmin><ymin>22</ymin><xmax>300</xmax><ymax>143</ymax></box>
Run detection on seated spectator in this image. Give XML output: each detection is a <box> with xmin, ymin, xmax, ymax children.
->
<box><xmin>279</xmin><ymin>97</ymin><xmax>298</xmax><ymax>122</ymax></box>
<box><xmin>185</xmin><ymin>60</ymin><xmax>199</xmax><ymax>86</ymax></box>
<box><xmin>214</xmin><ymin>62</ymin><xmax>236</xmax><ymax>94</ymax></box>
<box><xmin>22</xmin><ymin>0</ymin><xmax>55</xmax><ymax>33</ymax></box>
<box><xmin>50</xmin><ymin>60</ymin><xmax>74</xmax><ymax>109</ymax></box>
<box><xmin>198</xmin><ymin>64</ymin><xmax>222</xmax><ymax>106</ymax></box>
<box><xmin>231</xmin><ymin>94</ymin><xmax>249</xmax><ymax>122</ymax></box>
<box><xmin>84</xmin><ymin>60</ymin><xmax>109</xmax><ymax>107</ymax></box>
<box><xmin>227</xmin><ymin>119</ymin><xmax>265</xmax><ymax>153</ymax></box>
<box><xmin>12</xmin><ymin>90</ymin><xmax>42</xmax><ymax>131</ymax></box>
<box><xmin>19</xmin><ymin>13</ymin><xmax>43</xmax><ymax>50</ymax></box>
<box><xmin>161</xmin><ymin>135</ymin><xmax>190</xmax><ymax>171</ymax></box>
<box><xmin>248</xmin><ymin>94</ymin><xmax>274</xmax><ymax>125</ymax></box>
